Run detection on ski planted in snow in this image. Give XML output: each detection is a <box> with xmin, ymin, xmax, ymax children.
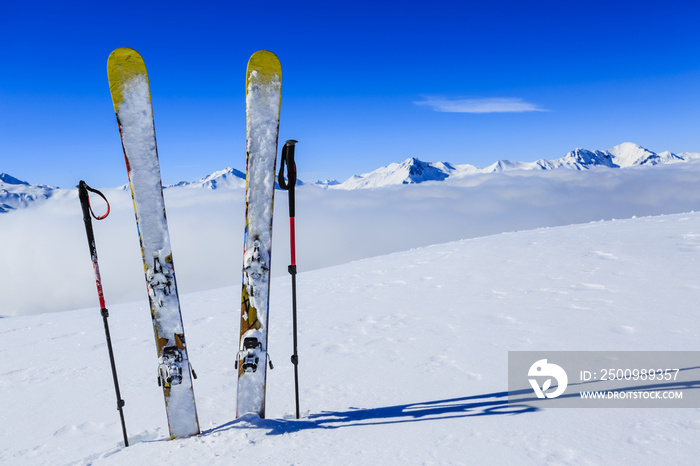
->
<box><xmin>236</xmin><ymin>50</ymin><xmax>282</xmax><ymax>418</ymax></box>
<box><xmin>107</xmin><ymin>47</ymin><xmax>200</xmax><ymax>438</ymax></box>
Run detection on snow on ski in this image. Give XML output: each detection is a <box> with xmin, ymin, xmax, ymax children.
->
<box><xmin>236</xmin><ymin>50</ymin><xmax>282</xmax><ymax>418</ymax></box>
<box><xmin>107</xmin><ymin>47</ymin><xmax>200</xmax><ymax>439</ymax></box>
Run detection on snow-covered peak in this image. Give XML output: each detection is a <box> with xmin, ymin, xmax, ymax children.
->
<box><xmin>172</xmin><ymin>167</ymin><xmax>246</xmax><ymax>189</ymax></box>
<box><xmin>335</xmin><ymin>157</ymin><xmax>454</xmax><ymax>189</ymax></box>
<box><xmin>608</xmin><ymin>142</ymin><xmax>660</xmax><ymax>167</ymax></box>
<box><xmin>313</xmin><ymin>179</ymin><xmax>340</xmax><ymax>187</ymax></box>
<box><xmin>0</xmin><ymin>174</ymin><xmax>56</xmax><ymax>213</ymax></box>
<box><xmin>0</xmin><ymin>173</ymin><xmax>30</xmax><ymax>186</ymax></box>
<box><xmin>550</xmin><ymin>148</ymin><xmax>615</xmax><ymax>169</ymax></box>
<box><xmin>483</xmin><ymin>159</ymin><xmax>551</xmax><ymax>172</ymax></box>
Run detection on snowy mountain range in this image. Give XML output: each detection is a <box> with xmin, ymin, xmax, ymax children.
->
<box><xmin>334</xmin><ymin>142</ymin><xmax>700</xmax><ymax>189</ymax></box>
<box><xmin>171</xmin><ymin>167</ymin><xmax>247</xmax><ymax>189</ymax></box>
<box><xmin>3</xmin><ymin>143</ymin><xmax>700</xmax><ymax>211</ymax></box>
<box><xmin>0</xmin><ymin>173</ymin><xmax>57</xmax><ymax>213</ymax></box>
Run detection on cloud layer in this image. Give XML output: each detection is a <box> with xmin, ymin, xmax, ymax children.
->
<box><xmin>415</xmin><ymin>96</ymin><xmax>547</xmax><ymax>113</ymax></box>
<box><xmin>3</xmin><ymin>162</ymin><xmax>700</xmax><ymax>316</ymax></box>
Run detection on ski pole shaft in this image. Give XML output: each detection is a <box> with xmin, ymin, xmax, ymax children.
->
<box><xmin>290</xmin><ymin>267</ymin><xmax>300</xmax><ymax>419</ymax></box>
<box><xmin>101</xmin><ymin>307</ymin><xmax>129</xmax><ymax>446</ymax></box>
<box><xmin>278</xmin><ymin>140</ymin><xmax>301</xmax><ymax>418</ymax></box>
<box><xmin>78</xmin><ymin>181</ymin><xmax>107</xmax><ymax>309</ymax></box>
<box><xmin>77</xmin><ymin>181</ymin><xmax>128</xmax><ymax>447</ymax></box>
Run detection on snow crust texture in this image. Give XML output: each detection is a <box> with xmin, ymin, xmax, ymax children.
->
<box><xmin>118</xmin><ymin>74</ymin><xmax>184</xmax><ymax>340</ymax></box>
<box><xmin>237</xmin><ymin>64</ymin><xmax>281</xmax><ymax>417</ymax></box>
<box><xmin>116</xmin><ymin>71</ymin><xmax>198</xmax><ymax>438</ymax></box>
<box><xmin>2</xmin><ymin>212</ymin><xmax>700</xmax><ymax>464</ymax></box>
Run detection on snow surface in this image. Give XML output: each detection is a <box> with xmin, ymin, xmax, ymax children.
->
<box><xmin>2</xmin><ymin>212</ymin><xmax>700</xmax><ymax>465</ymax></box>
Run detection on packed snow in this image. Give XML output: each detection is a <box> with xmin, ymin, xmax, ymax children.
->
<box><xmin>3</xmin><ymin>142</ymin><xmax>700</xmax><ymax>464</ymax></box>
<box><xmin>1</xmin><ymin>210</ymin><xmax>700</xmax><ymax>464</ymax></box>
<box><xmin>236</xmin><ymin>59</ymin><xmax>282</xmax><ymax>416</ymax></box>
<box><xmin>112</xmin><ymin>65</ymin><xmax>200</xmax><ymax>437</ymax></box>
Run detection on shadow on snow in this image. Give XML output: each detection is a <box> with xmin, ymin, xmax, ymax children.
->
<box><xmin>203</xmin><ymin>389</ymin><xmax>537</xmax><ymax>436</ymax></box>
<box><xmin>204</xmin><ymin>366</ymin><xmax>700</xmax><ymax>437</ymax></box>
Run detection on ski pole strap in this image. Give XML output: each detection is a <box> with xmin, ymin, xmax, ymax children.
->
<box><xmin>278</xmin><ymin>139</ymin><xmax>297</xmax><ymax>190</ymax></box>
<box><xmin>78</xmin><ymin>180</ymin><xmax>110</xmax><ymax>220</ymax></box>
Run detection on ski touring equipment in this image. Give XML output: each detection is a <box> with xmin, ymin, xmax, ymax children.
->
<box><xmin>107</xmin><ymin>47</ymin><xmax>200</xmax><ymax>439</ymax></box>
<box><xmin>236</xmin><ymin>50</ymin><xmax>282</xmax><ymax>418</ymax></box>
<box><xmin>278</xmin><ymin>140</ymin><xmax>301</xmax><ymax>419</ymax></box>
<box><xmin>77</xmin><ymin>181</ymin><xmax>129</xmax><ymax>447</ymax></box>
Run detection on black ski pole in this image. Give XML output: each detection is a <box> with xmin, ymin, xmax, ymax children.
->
<box><xmin>77</xmin><ymin>181</ymin><xmax>129</xmax><ymax>447</ymax></box>
<box><xmin>278</xmin><ymin>140</ymin><xmax>301</xmax><ymax>419</ymax></box>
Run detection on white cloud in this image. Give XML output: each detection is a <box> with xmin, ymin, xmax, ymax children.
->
<box><xmin>4</xmin><ymin>162</ymin><xmax>700</xmax><ymax>316</ymax></box>
<box><xmin>415</xmin><ymin>96</ymin><xmax>548</xmax><ymax>113</ymax></box>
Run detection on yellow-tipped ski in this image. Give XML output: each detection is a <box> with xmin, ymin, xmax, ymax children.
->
<box><xmin>107</xmin><ymin>47</ymin><xmax>200</xmax><ymax>439</ymax></box>
<box><xmin>237</xmin><ymin>50</ymin><xmax>282</xmax><ymax>419</ymax></box>
<box><xmin>246</xmin><ymin>50</ymin><xmax>282</xmax><ymax>91</ymax></box>
<box><xmin>107</xmin><ymin>47</ymin><xmax>150</xmax><ymax>113</ymax></box>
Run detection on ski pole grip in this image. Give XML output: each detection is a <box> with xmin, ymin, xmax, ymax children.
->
<box><xmin>78</xmin><ymin>181</ymin><xmax>98</xmax><ymax>260</ymax></box>
<box><xmin>277</xmin><ymin>140</ymin><xmax>298</xmax><ymax>217</ymax></box>
<box><xmin>77</xmin><ymin>180</ymin><xmax>111</xmax><ymax>221</ymax></box>
<box><xmin>78</xmin><ymin>181</ymin><xmax>92</xmax><ymax>225</ymax></box>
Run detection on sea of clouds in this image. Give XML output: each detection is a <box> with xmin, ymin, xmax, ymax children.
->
<box><xmin>3</xmin><ymin>161</ymin><xmax>700</xmax><ymax>316</ymax></box>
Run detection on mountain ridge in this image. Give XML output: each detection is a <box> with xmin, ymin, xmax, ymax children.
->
<box><xmin>3</xmin><ymin>143</ymin><xmax>700</xmax><ymax>211</ymax></box>
<box><xmin>332</xmin><ymin>143</ymin><xmax>700</xmax><ymax>189</ymax></box>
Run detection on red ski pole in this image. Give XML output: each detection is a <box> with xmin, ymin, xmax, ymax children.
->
<box><xmin>278</xmin><ymin>140</ymin><xmax>300</xmax><ymax>419</ymax></box>
<box><xmin>77</xmin><ymin>181</ymin><xmax>128</xmax><ymax>447</ymax></box>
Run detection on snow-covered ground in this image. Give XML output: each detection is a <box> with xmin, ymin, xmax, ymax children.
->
<box><xmin>3</xmin><ymin>155</ymin><xmax>700</xmax><ymax>464</ymax></box>
<box><xmin>2</xmin><ymin>211</ymin><xmax>700</xmax><ymax>465</ymax></box>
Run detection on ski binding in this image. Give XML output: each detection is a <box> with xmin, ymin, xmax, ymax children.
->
<box><xmin>158</xmin><ymin>346</ymin><xmax>183</xmax><ymax>387</ymax></box>
<box><xmin>243</xmin><ymin>239</ymin><xmax>268</xmax><ymax>283</ymax></box>
<box><xmin>235</xmin><ymin>337</ymin><xmax>261</xmax><ymax>373</ymax></box>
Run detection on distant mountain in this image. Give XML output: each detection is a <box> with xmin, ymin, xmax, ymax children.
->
<box><xmin>338</xmin><ymin>158</ymin><xmax>458</xmax><ymax>189</ymax></box>
<box><xmin>331</xmin><ymin>143</ymin><xmax>700</xmax><ymax>189</ymax></box>
<box><xmin>0</xmin><ymin>174</ymin><xmax>56</xmax><ymax>213</ymax></box>
<box><xmin>4</xmin><ymin>143</ymin><xmax>700</xmax><ymax>211</ymax></box>
<box><xmin>312</xmin><ymin>179</ymin><xmax>340</xmax><ymax>187</ymax></box>
<box><xmin>476</xmin><ymin>143</ymin><xmax>695</xmax><ymax>173</ymax></box>
<box><xmin>170</xmin><ymin>167</ymin><xmax>246</xmax><ymax>189</ymax></box>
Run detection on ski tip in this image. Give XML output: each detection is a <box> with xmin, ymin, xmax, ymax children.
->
<box><xmin>107</xmin><ymin>47</ymin><xmax>149</xmax><ymax>111</ymax></box>
<box><xmin>107</xmin><ymin>47</ymin><xmax>146</xmax><ymax>73</ymax></box>
<box><xmin>249</xmin><ymin>49</ymin><xmax>279</xmax><ymax>63</ymax></box>
<box><xmin>247</xmin><ymin>50</ymin><xmax>281</xmax><ymax>84</ymax></box>
<box><xmin>108</xmin><ymin>46</ymin><xmax>142</xmax><ymax>59</ymax></box>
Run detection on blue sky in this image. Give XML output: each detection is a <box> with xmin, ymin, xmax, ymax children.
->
<box><xmin>2</xmin><ymin>0</ymin><xmax>700</xmax><ymax>188</ymax></box>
